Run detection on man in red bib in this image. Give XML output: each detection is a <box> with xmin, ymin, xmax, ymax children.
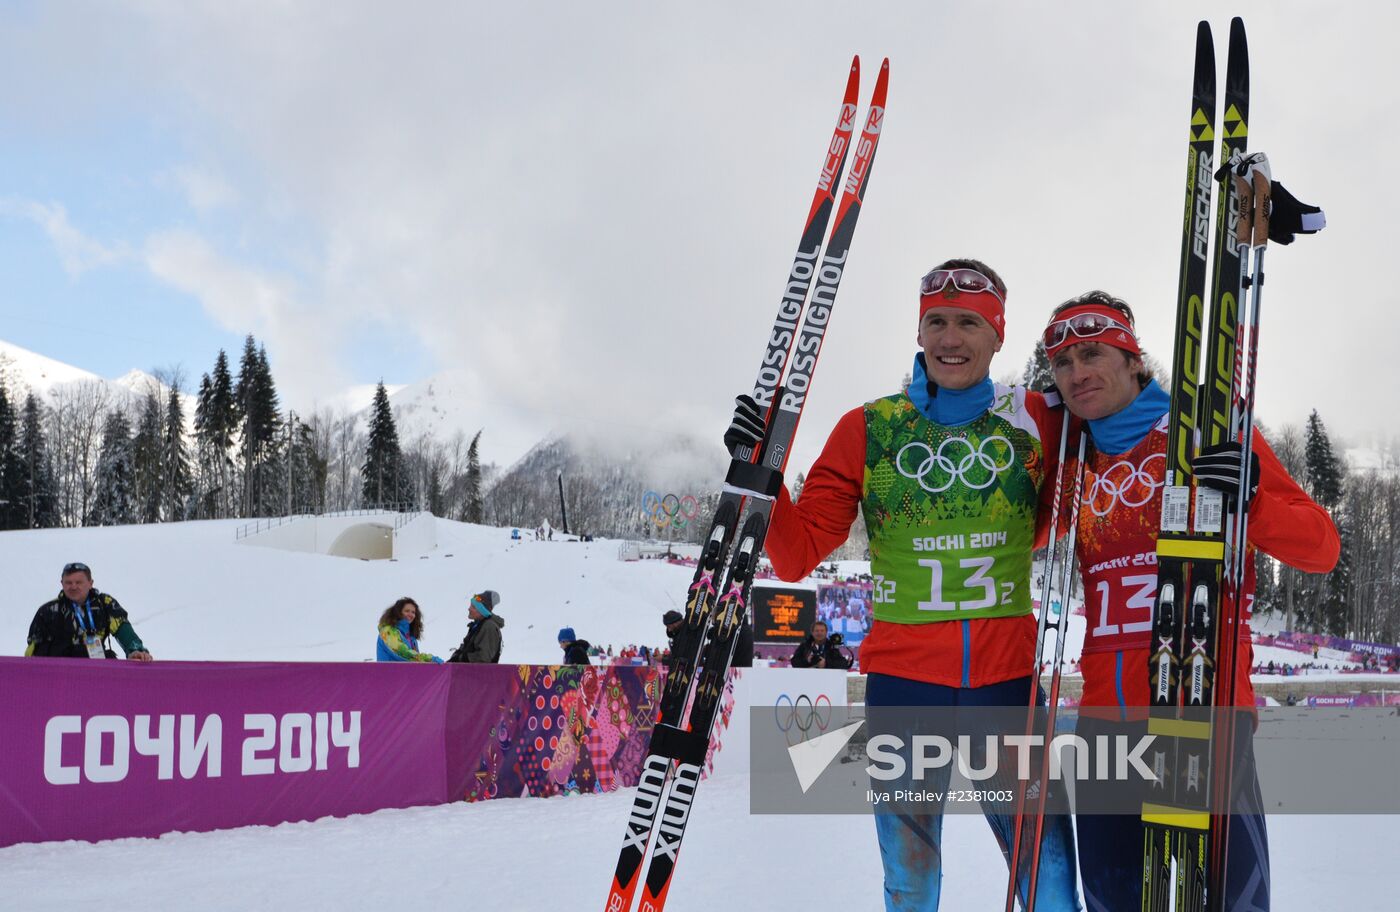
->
<box><xmin>1042</xmin><ymin>290</ymin><xmax>1338</xmax><ymax>911</ymax></box>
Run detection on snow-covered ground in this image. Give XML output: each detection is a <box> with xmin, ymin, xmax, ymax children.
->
<box><xmin>0</xmin><ymin>518</ymin><xmax>1393</xmax><ymax>910</ymax></box>
<box><xmin>0</xmin><ymin>771</ymin><xmax>1387</xmax><ymax>911</ymax></box>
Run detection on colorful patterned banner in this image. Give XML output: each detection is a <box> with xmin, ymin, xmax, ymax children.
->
<box><xmin>464</xmin><ymin>663</ymin><xmax>664</xmax><ymax>800</ymax></box>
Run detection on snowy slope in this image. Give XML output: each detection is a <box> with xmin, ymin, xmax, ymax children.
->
<box><xmin>0</xmin><ymin>518</ymin><xmax>697</xmax><ymax>662</ymax></box>
<box><xmin>0</xmin><ymin>337</ymin><xmax>182</xmax><ymax>415</ymax></box>
<box><xmin>0</xmin><ymin>337</ymin><xmax>107</xmax><ymax>393</ymax></box>
<box><xmin>1345</xmin><ymin>445</ymin><xmax>1399</xmax><ymax>476</ymax></box>
<box><xmin>381</xmin><ymin>367</ymin><xmax>487</xmax><ymax>441</ymax></box>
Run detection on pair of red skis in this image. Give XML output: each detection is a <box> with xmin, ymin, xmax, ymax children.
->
<box><xmin>603</xmin><ymin>56</ymin><xmax>888</xmax><ymax>912</ymax></box>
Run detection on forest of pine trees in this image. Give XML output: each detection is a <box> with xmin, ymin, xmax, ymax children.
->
<box><xmin>0</xmin><ymin>334</ymin><xmax>500</xmax><ymax>532</ymax></box>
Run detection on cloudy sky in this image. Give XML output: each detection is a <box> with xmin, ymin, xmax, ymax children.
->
<box><xmin>0</xmin><ymin>1</ymin><xmax>1394</xmax><ymax>472</ymax></box>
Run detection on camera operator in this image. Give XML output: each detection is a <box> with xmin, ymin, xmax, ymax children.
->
<box><xmin>790</xmin><ymin>620</ymin><xmax>850</xmax><ymax>670</ymax></box>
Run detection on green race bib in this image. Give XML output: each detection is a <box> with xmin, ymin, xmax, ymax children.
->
<box><xmin>861</xmin><ymin>390</ymin><xmax>1045</xmax><ymax>624</ymax></box>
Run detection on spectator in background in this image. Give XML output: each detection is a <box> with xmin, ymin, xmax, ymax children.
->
<box><xmin>26</xmin><ymin>562</ymin><xmax>153</xmax><ymax>661</ymax></box>
<box><xmin>447</xmin><ymin>591</ymin><xmax>504</xmax><ymax>663</ymax></box>
<box><xmin>666</xmin><ymin>613</ymin><xmax>688</xmax><ymax>669</ymax></box>
<box><xmin>661</xmin><ymin>607</ymin><xmax>751</xmax><ymax>668</ymax></box>
<box><xmin>558</xmin><ymin>627</ymin><xmax>592</xmax><ymax>665</ymax></box>
<box><xmin>662</xmin><ymin>610</ymin><xmax>684</xmax><ymax>669</ymax></box>
<box><xmin>375</xmin><ymin>597</ymin><xmax>442</xmax><ymax>663</ymax></box>
<box><xmin>790</xmin><ymin>620</ymin><xmax>849</xmax><ymax>670</ymax></box>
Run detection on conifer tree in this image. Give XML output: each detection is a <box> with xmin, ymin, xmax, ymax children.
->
<box><xmin>235</xmin><ymin>336</ymin><xmax>281</xmax><ymax>515</ymax></box>
<box><xmin>461</xmin><ymin>429</ymin><xmax>483</xmax><ymax>522</ymax></box>
<box><xmin>361</xmin><ymin>382</ymin><xmax>403</xmax><ymax>508</ymax></box>
<box><xmin>90</xmin><ymin>410</ymin><xmax>136</xmax><ymax>525</ymax></box>
<box><xmin>1021</xmin><ymin>341</ymin><xmax>1053</xmax><ymax>391</ymax></box>
<box><xmin>0</xmin><ymin>382</ymin><xmax>22</xmax><ymax>529</ymax></box>
<box><xmin>195</xmin><ymin>349</ymin><xmax>238</xmax><ymax>518</ymax></box>
<box><xmin>427</xmin><ymin>462</ymin><xmax>445</xmax><ymax>516</ymax></box>
<box><xmin>163</xmin><ymin>385</ymin><xmax>192</xmax><ymax>520</ymax></box>
<box><xmin>132</xmin><ymin>390</ymin><xmax>164</xmax><ymax>523</ymax></box>
<box><xmin>17</xmin><ymin>393</ymin><xmax>58</xmax><ymax>528</ymax></box>
<box><xmin>1305</xmin><ymin>411</ymin><xmax>1344</xmax><ymax>509</ymax></box>
<box><xmin>1304</xmin><ymin>410</ymin><xmax>1350</xmax><ymax>634</ymax></box>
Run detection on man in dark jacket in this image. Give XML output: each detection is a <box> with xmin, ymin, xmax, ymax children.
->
<box><xmin>26</xmin><ymin>562</ymin><xmax>153</xmax><ymax>660</ymax></box>
<box><xmin>660</xmin><ymin>608</ymin><xmax>753</xmax><ymax>668</ymax></box>
<box><xmin>662</xmin><ymin>610</ymin><xmax>684</xmax><ymax>669</ymax></box>
<box><xmin>557</xmin><ymin>627</ymin><xmax>592</xmax><ymax>665</ymax></box>
<box><xmin>790</xmin><ymin>621</ymin><xmax>849</xmax><ymax>670</ymax></box>
<box><xmin>448</xmin><ymin>590</ymin><xmax>504</xmax><ymax>663</ymax></box>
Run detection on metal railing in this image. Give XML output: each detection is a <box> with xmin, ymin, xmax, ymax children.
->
<box><xmin>393</xmin><ymin>511</ymin><xmax>425</xmax><ymax>531</ymax></box>
<box><xmin>234</xmin><ymin>503</ymin><xmax>422</xmax><ymax>541</ymax></box>
<box><xmin>235</xmin><ymin>514</ymin><xmax>309</xmax><ymax>540</ymax></box>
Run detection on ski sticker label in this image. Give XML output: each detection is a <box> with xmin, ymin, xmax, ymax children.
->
<box><xmin>1193</xmin><ymin>487</ymin><xmax>1224</xmax><ymax>534</ymax></box>
<box><xmin>1161</xmin><ymin>485</ymin><xmax>1190</xmax><ymax>533</ymax></box>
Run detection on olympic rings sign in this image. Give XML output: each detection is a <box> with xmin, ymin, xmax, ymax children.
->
<box><xmin>895</xmin><ymin>436</ymin><xmax>1016</xmax><ymax>493</ymax></box>
<box><xmin>642</xmin><ymin>491</ymin><xmax>699</xmax><ymax>531</ymax></box>
<box><xmin>774</xmin><ymin>692</ymin><xmax>833</xmax><ymax>746</ymax></box>
<box><xmin>1087</xmin><ymin>453</ymin><xmax>1165</xmax><ymax>517</ymax></box>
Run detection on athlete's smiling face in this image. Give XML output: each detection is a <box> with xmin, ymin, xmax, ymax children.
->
<box><xmin>1050</xmin><ymin>341</ymin><xmax>1143</xmax><ymax>421</ymax></box>
<box><xmin>918</xmin><ymin>306</ymin><xmax>1003</xmax><ymax>390</ymax></box>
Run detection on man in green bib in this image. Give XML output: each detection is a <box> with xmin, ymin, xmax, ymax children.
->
<box><xmin>725</xmin><ymin>259</ymin><xmax>1080</xmax><ymax>911</ymax></box>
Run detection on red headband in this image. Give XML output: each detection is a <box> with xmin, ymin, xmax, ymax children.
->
<box><xmin>919</xmin><ymin>289</ymin><xmax>1005</xmax><ymax>340</ymax></box>
<box><xmin>1043</xmin><ymin>303</ymin><xmax>1141</xmax><ymax>360</ymax></box>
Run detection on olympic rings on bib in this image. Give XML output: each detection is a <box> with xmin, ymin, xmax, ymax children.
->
<box><xmin>1087</xmin><ymin>452</ymin><xmax>1165</xmax><ymax>516</ymax></box>
<box><xmin>895</xmin><ymin>436</ymin><xmax>1016</xmax><ymax>493</ymax></box>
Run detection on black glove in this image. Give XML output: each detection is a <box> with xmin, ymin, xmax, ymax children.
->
<box><xmin>1266</xmin><ymin>181</ymin><xmax>1326</xmax><ymax>245</ymax></box>
<box><xmin>1193</xmin><ymin>441</ymin><xmax>1260</xmax><ymax>509</ymax></box>
<box><xmin>723</xmin><ymin>394</ymin><xmax>766</xmax><ymax>456</ymax></box>
<box><xmin>1214</xmin><ymin>153</ymin><xmax>1326</xmax><ymax>246</ymax></box>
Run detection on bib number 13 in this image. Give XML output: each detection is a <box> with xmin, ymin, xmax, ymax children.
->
<box><xmin>917</xmin><ymin>556</ymin><xmax>1014</xmax><ymax>611</ymax></box>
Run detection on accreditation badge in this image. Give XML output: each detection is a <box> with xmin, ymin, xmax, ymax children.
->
<box><xmin>84</xmin><ymin>633</ymin><xmax>107</xmax><ymax>659</ymax></box>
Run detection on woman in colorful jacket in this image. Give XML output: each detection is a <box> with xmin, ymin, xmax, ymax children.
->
<box><xmin>727</xmin><ymin>259</ymin><xmax>1079</xmax><ymax>912</ymax></box>
<box><xmin>1042</xmin><ymin>290</ymin><xmax>1339</xmax><ymax>911</ymax></box>
<box><xmin>376</xmin><ymin>597</ymin><xmax>443</xmax><ymax>663</ymax></box>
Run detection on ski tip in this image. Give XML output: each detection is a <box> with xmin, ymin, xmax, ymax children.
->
<box><xmin>849</xmin><ymin>54</ymin><xmax>859</xmax><ymax>74</ymax></box>
<box><xmin>1230</xmin><ymin>16</ymin><xmax>1247</xmax><ymax>56</ymax></box>
<box><xmin>872</xmin><ymin>58</ymin><xmax>889</xmax><ymax>96</ymax></box>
